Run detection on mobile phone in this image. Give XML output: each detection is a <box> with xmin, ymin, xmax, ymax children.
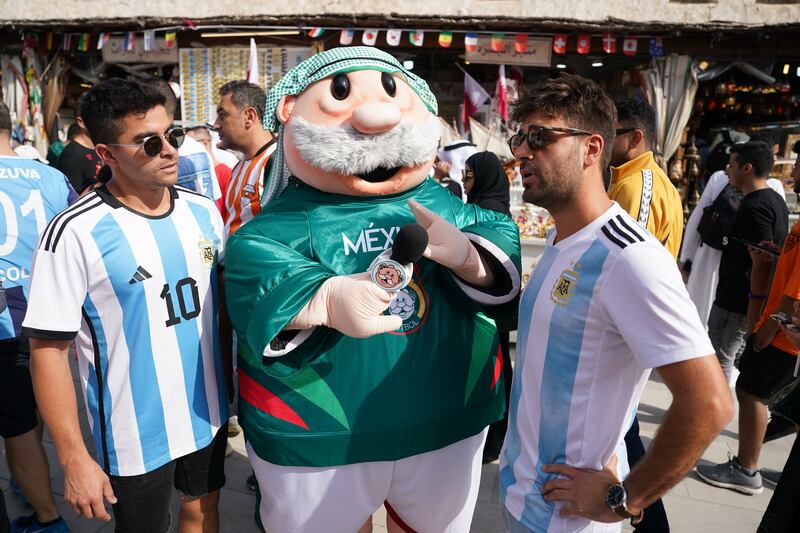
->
<box><xmin>731</xmin><ymin>237</ymin><xmax>780</xmax><ymax>257</ymax></box>
<box><xmin>770</xmin><ymin>312</ymin><xmax>800</xmax><ymax>332</ymax></box>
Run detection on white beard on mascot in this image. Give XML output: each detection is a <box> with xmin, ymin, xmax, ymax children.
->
<box><xmin>225</xmin><ymin>46</ymin><xmax>521</xmax><ymax>533</ymax></box>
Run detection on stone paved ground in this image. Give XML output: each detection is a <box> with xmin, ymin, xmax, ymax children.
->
<box><xmin>1</xmin><ymin>356</ymin><xmax>793</xmax><ymax>532</ymax></box>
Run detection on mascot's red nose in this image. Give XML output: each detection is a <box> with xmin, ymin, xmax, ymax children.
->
<box><xmin>351</xmin><ymin>102</ymin><xmax>402</xmax><ymax>134</ymax></box>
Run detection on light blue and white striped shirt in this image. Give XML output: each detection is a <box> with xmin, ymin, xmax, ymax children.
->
<box><xmin>501</xmin><ymin>203</ymin><xmax>712</xmax><ymax>532</ymax></box>
<box><xmin>23</xmin><ymin>185</ymin><xmax>228</xmax><ymax>476</ymax></box>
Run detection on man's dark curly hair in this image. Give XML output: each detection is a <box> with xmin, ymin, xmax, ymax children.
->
<box><xmin>511</xmin><ymin>73</ymin><xmax>617</xmax><ymax>168</ymax></box>
<box><xmin>80</xmin><ymin>78</ymin><xmax>167</xmax><ymax>145</ymax></box>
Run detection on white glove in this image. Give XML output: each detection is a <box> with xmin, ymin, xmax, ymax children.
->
<box><xmin>286</xmin><ymin>273</ymin><xmax>403</xmax><ymax>338</ymax></box>
<box><xmin>408</xmin><ymin>199</ymin><xmax>494</xmax><ymax>287</ymax></box>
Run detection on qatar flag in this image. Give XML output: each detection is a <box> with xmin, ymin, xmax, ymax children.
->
<box><xmin>462</xmin><ymin>71</ymin><xmax>490</xmax><ymax>131</ymax></box>
<box><xmin>496</xmin><ymin>65</ymin><xmax>509</xmax><ymax>122</ymax></box>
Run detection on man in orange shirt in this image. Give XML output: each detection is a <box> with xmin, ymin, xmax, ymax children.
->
<box><xmin>213</xmin><ymin>80</ymin><xmax>276</xmax><ymax>236</ymax></box>
<box><xmin>697</xmin><ymin>140</ymin><xmax>800</xmax><ymax>495</ymax></box>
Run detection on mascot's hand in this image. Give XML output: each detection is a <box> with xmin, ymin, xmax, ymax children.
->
<box><xmin>408</xmin><ymin>199</ymin><xmax>494</xmax><ymax>287</ymax></box>
<box><xmin>286</xmin><ymin>273</ymin><xmax>403</xmax><ymax>338</ymax></box>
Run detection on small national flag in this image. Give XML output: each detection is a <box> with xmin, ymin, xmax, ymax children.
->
<box><xmin>44</xmin><ymin>32</ymin><xmax>54</xmax><ymax>50</ymax></box>
<box><xmin>623</xmin><ymin>37</ymin><xmax>638</xmax><ymax>56</ymax></box>
<box><xmin>514</xmin><ymin>33</ymin><xmax>528</xmax><ymax>53</ymax></box>
<box><xmin>552</xmin><ymin>33</ymin><xmax>567</xmax><ymax>55</ymax></box>
<box><xmin>649</xmin><ymin>37</ymin><xmax>664</xmax><ymax>57</ymax></box>
<box><xmin>97</xmin><ymin>32</ymin><xmax>110</xmax><ymax>50</ymax></box>
<box><xmin>80</xmin><ymin>33</ymin><xmax>91</xmax><ymax>52</ymax></box>
<box><xmin>23</xmin><ymin>32</ymin><xmax>39</xmax><ymax>48</ymax></box>
<box><xmin>439</xmin><ymin>31</ymin><xmax>453</xmax><ymax>48</ymax></box>
<box><xmin>247</xmin><ymin>38</ymin><xmax>259</xmax><ymax>84</ymax></box>
<box><xmin>496</xmin><ymin>64</ymin><xmax>509</xmax><ymax>122</ymax></box>
<box><xmin>576</xmin><ymin>34</ymin><xmax>591</xmax><ymax>54</ymax></box>
<box><xmin>307</xmin><ymin>28</ymin><xmax>325</xmax><ymax>38</ymax></box>
<box><xmin>602</xmin><ymin>32</ymin><xmax>616</xmax><ymax>54</ymax></box>
<box><xmin>361</xmin><ymin>29</ymin><xmax>378</xmax><ymax>46</ymax></box>
<box><xmin>143</xmin><ymin>30</ymin><xmax>156</xmax><ymax>52</ymax></box>
<box><xmin>164</xmin><ymin>31</ymin><xmax>177</xmax><ymax>49</ymax></box>
<box><xmin>464</xmin><ymin>32</ymin><xmax>479</xmax><ymax>52</ymax></box>
<box><xmin>124</xmin><ymin>32</ymin><xmax>136</xmax><ymax>52</ymax></box>
<box><xmin>463</xmin><ymin>70</ymin><xmax>491</xmax><ymax>131</ymax></box>
<box><xmin>491</xmin><ymin>32</ymin><xmax>505</xmax><ymax>52</ymax></box>
<box><xmin>409</xmin><ymin>30</ymin><xmax>424</xmax><ymax>47</ymax></box>
<box><xmin>386</xmin><ymin>29</ymin><xmax>402</xmax><ymax>46</ymax></box>
<box><xmin>62</xmin><ymin>33</ymin><xmax>72</xmax><ymax>51</ymax></box>
<box><xmin>339</xmin><ymin>29</ymin><xmax>354</xmax><ymax>45</ymax></box>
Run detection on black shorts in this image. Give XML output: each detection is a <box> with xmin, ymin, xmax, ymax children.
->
<box><xmin>0</xmin><ymin>337</ymin><xmax>38</xmax><ymax>438</ymax></box>
<box><xmin>109</xmin><ymin>423</ymin><xmax>228</xmax><ymax>533</ymax></box>
<box><xmin>736</xmin><ymin>336</ymin><xmax>798</xmax><ymax>401</ymax></box>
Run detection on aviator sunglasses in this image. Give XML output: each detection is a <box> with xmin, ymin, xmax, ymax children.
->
<box><xmin>107</xmin><ymin>127</ymin><xmax>186</xmax><ymax>157</ymax></box>
<box><xmin>508</xmin><ymin>125</ymin><xmax>592</xmax><ymax>153</ymax></box>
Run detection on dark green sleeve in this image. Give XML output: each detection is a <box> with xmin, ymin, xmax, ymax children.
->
<box><xmin>444</xmin><ymin>194</ymin><xmax>522</xmax><ymax>328</ymax></box>
<box><xmin>224</xmin><ymin>215</ymin><xmax>336</xmax><ymax>365</ymax></box>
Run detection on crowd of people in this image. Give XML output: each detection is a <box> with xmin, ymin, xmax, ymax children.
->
<box><xmin>0</xmin><ymin>45</ymin><xmax>799</xmax><ymax>533</ymax></box>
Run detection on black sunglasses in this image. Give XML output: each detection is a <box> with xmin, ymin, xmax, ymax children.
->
<box><xmin>508</xmin><ymin>125</ymin><xmax>592</xmax><ymax>153</ymax></box>
<box><xmin>615</xmin><ymin>128</ymin><xmax>638</xmax><ymax>135</ymax></box>
<box><xmin>108</xmin><ymin>127</ymin><xmax>186</xmax><ymax>157</ymax></box>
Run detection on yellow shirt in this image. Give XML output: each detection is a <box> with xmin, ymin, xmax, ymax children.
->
<box><xmin>608</xmin><ymin>151</ymin><xmax>684</xmax><ymax>259</ymax></box>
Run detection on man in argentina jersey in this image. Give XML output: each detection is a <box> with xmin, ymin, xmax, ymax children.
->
<box><xmin>22</xmin><ymin>79</ymin><xmax>228</xmax><ymax>533</ymax></box>
<box><xmin>0</xmin><ymin>101</ymin><xmax>75</xmax><ymax>533</ymax></box>
<box><xmin>501</xmin><ymin>74</ymin><xmax>733</xmax><ymax>533</ymax></box>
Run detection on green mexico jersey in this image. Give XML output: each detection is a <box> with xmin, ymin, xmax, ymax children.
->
<box><xmin>225</xmin><ymin>177</ymin><xmax>521</xmax><ymax>466</ymax></box>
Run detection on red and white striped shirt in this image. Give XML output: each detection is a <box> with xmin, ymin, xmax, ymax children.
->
<box><xmin>224</xmin><ymin>140</ymin><xmax>277</xmax><ymax>236</ymax></box>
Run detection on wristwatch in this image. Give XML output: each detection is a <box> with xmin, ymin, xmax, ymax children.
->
<box><xmin>604</xmin><ymin>482</ymin><xmax>644</xmax><ymax>526</ymax></box>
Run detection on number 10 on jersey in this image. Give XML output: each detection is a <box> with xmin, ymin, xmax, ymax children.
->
<box><xmin>160</xmin><ymin>277</ymin><xmax>201</xmax><ymax>327</ymax></box>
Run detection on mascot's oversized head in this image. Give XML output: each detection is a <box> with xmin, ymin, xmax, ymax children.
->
<box><xmin>262</xmin><ymin>46</ymin><xmax>440</xmax><ymax>202</ymax></box>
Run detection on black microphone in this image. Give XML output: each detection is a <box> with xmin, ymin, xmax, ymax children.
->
<box><xmin>390</xmin><ymin>223</ymin><xmax>428</xmax><ymax>265</ymax></box>
<box><xmin>369</xmin><ymin>223</ymin><xmax>429</xmax><ymax>291</ymax></box>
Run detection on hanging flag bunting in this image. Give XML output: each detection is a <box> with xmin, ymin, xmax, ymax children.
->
<box><xmin>576</xmin><ymin>34</ymin><xmax>591</xmax><ymax>54</ymax></box>
<box><xmin>340</xmin><ymin>29</ymin><xmax>354</xmax><ymax>45</ymax></box>
<box><xmin>124</xmin><ymin>32</ymin><xmax>136</xmax><ymax>52</ymax></box>
<box><xmin>386</xmin><ymin>29</ymin><xmax>402</xmax><ymax>46</ymax></box>
<box><xmin>143</xmin><ymin>30</ymin><xmax>156</xmax><ymax>52</ymax></box>
<box><xmin>361</xmin><ymin>29</ymin><xmax>379</xmax><ymax>46</ymax></box>
<box><xmin>97</xmin><ymin>32</ymin><xmax>110</xmax><ymax>50</ymax></box>
<box><xmin>438</xmin><ymin>31</ymin><xmax>453</xmax><ymax>48</ymax></box>
<box><xmin>552</xmin><ymin>33</ymin><xmax>567</xmax><ymax>55</ymax></box>
<box><xmin>623</xmin><ymin>37</ymin><xmax>638</xmax><ymax>56</ymax></box>
<box><xmin>496</xmin><ymin>65</ymin><xmax>509</xmax><ymax>123</ymax></box>
<box><xmin>602</xmin><ymin>32</ymin><xmax>617</xmax><ymax>54</ymax></box>
<box><xmin>181</xmin><ymin>18</ymin><xmax>198</xmax><ymax>30</ymax></box>
<box><xmin>164</xmin><ymin>32</ymin><xmax>177</xmax><ymax>49</ymax></box>
<box><xmin>247</xmin><ymin>38</ymin><xmax>259</xmax><ymax>84</ymax></box>
<box><xmin>408</xmin><ymin>30</ymin><xmax>425</xmax><ymax>47</ymax></box>
<box><xmin>649</xmin><ymin>37</ymin><xmax>664</xmax><ymax>57</ymax></box>
<box><xmin>490</xmin><ymin>33</ymin><xmax>505</xmax><ymax>52</ymax></box>
<box><xmin>462</xmin><ymin>70</ymin><xmax>490</xmax><ymax>131</ymax></box>
<box><xmin>307</xmin><ymin>28</ymin><xmax>325</xmax><ymax>38</ymax></box>
<box><xmin>514</xmin><ymin>33</ymin><xmax>528</xmax><ymax>53</ymax></box>
<box><xmin>79</xmin><ymin>33</ymin><xmax>91</xmax><ymax>52</ymax></box>
<box><xmin>23</xmin><ymin>32</ymin><xmax>39</xmax><ymax>48</ymax></box>
<box><xmin>464</xmin><ymin>33</ymin><xmax>479</xmax><ymax>52</ymax></box>
<box><xmin>44</xmin><ymin>32</ymin><xmax>54</xmax><ymax>50</ymax></box>
<box><xmin>62</xmin><ymin>33</ymin><xmax>72</xmax><ymax>51</ymax></box>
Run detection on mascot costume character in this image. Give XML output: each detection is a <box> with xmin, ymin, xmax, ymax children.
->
<box><xmin>225</xmin><ymin>47</ymin><xmax>521</xmax><ymax>533</ymax></box>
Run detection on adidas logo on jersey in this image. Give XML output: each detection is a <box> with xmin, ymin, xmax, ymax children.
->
<box><xmin>128</xmin><ymin>266</ymin><xmax>153</xmax><ymax>284</ymax></box>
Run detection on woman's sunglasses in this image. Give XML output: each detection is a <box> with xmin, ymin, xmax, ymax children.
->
<box><xmin>107</xmin><ymin>127</ymin><xmax>186</xmax><ymax>157</ymax></box>
<box><xmin>508</xmin><ymin>125</ymin><xmax>592</xmax><ymax>153</ymax></box>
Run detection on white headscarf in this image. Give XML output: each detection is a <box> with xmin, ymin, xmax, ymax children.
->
<box><xmin>437</xmin><ymin>141</ymin><xmax>477</xmax><ymax>201</ymax></box>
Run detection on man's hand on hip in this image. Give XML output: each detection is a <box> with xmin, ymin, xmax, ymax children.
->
<box><xmin>541</xmin><ymin>454</ymin><xmax>624</xmax><ymax>523</ymax></box>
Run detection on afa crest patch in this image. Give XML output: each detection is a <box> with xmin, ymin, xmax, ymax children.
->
<box><xmin>551</xmin><ymin>268</ymin><xmax>579</xmax><ymax>305</ymax></box>
<box><xmin>198</xmin><ymin>237</ymin><xmax>216</xmax><ymax>268</ymax></box>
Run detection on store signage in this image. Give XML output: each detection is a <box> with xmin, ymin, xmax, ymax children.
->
<box><xmin>465</xmin><ymin>36</ymin><xmax>551</xmax><ymax>67</ymax></box>
<box><xmin>101</xmin><ymin>37</ymin><xmax>179</xmax><ymax>64</ymax></box>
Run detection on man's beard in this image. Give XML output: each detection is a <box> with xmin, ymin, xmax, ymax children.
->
<box><xmin>288</xmin><ymin>115</ymin><xmax>441</xmax><ymax>182</ymax></box>
<box><xmin>521</xmin><ymin>146</ymin><xmax>583</xmax><ymax>212</ymax></box>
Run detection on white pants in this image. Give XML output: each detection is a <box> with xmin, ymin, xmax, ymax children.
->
<box><xmin>686</xmin><ymin>243</ymin><xmax>722</xmax><ymax>328</ymax></box>
<box><xmin>246</xmin><ymin>429</ymin><xmax>487</xmax><ymax>533</ymax></box>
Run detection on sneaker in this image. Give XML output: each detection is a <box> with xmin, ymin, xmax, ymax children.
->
<box><xmin>228</xmin><ymin>416</ymin><xmax>241</xmax><ymax>437</ymax></box>
<box><xmin>696</xmin><ymin>455</ymin><xmax>763</xmax><ymax>495</ymax></box>
<box><xmin>761</xmin><ymin>467</ymin><xmax>782</xmax><ymax>485</ymax></box>
<box><xmin>10</xmin><ymin>514</ymin><xmax>69</xmax><ymax>533</ymax></box>
<box><xmin>246</xmin><ymin>473</ymin><xmax>257</xmax><ymax>491</ymax></box>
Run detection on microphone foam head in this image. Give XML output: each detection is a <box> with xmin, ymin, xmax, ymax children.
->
<box><xmin>391</xmin><ymin>223</ymin><xmax>429</xmax><ymax>265</ymax></box>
